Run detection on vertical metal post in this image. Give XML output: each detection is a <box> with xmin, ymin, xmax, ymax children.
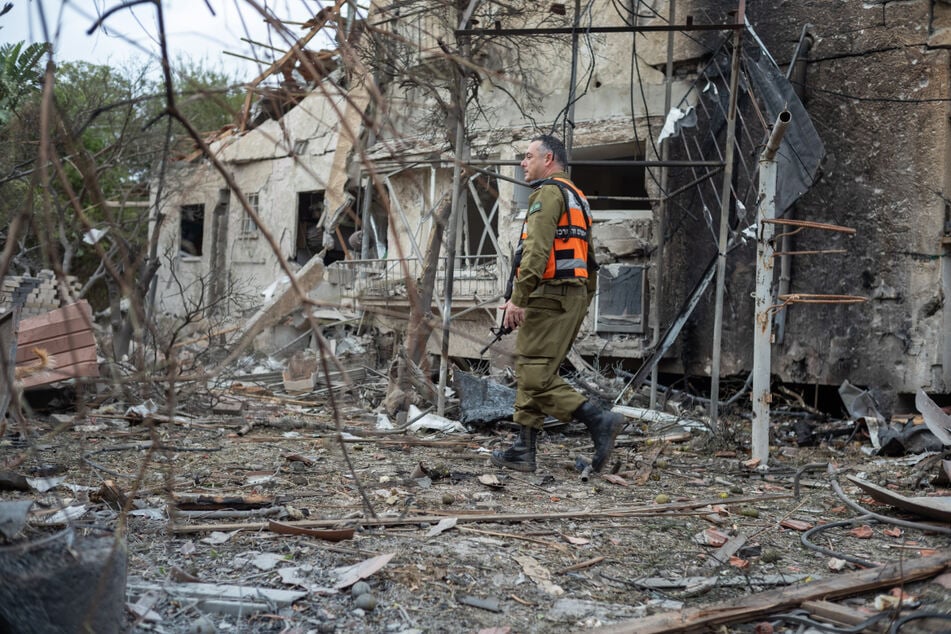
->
<box><xmin>942</xmin><ymin>238</ymin><xmax>951</xmax><ymax>389</ymax></box>
<box><xmin>437</xmin><ymin>16</ymin><xmax>471</xmax><ymax>415</ymax></box>
<box><xmin>650</xmin><ymin>0</ymin><xmax>676</xmax><ymax>409</ymax></box>
<box><xmin>708</xmin><ymin>2</ymin><xmax>744</xmax><ymax>430</ymax></box>
<box><xmin>751</xmin><ymin>111</ymin><xmax>790</xmax><ymax>466</ymax></box>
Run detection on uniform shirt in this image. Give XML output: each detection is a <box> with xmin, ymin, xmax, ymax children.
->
<box><xmin>511</xmin><ymin>171</ymin><xmax>587</xmax><ymax>307</ymax></box>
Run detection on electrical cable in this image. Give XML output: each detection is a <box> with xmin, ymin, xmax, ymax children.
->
<box><xmin>769</xmin><ymin>608</ymin><xmax>890</xmax><ymax>634</ymax></box>
<box><xmin>830</xmin><ymin>478</ymin><xmax>951</xmax><ymax>537</ymax></box>
<box><xmin>799</xmin><ymin>515</ymin><xmax>880</xmax><ymax>568</ymax></box>
<box><xmin>888</xmin><ymin>611</ymin><xmax>951</xmax><ymax>634</ymax></box>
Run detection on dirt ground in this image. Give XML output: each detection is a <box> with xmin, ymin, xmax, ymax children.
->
<box><xmin>2</xmin><ymin>378</ymin><xmax>951</xmax><ymax>634</ymax></box>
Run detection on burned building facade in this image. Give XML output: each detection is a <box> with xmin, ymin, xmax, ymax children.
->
<box><xmin>152</xmin><ymin>0</ymin><xmax>951</xmax><ymax>414</ymax></box>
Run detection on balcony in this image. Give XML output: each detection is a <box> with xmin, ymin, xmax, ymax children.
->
<box><xmin>326</xmin><ymin>256</ymin><xmax>503</xmax><ymax>306</ymax></box>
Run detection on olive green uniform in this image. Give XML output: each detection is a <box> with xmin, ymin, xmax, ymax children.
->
<box><xmin>510</xmin><ymin>172</ymin><xmax>596</xmax><ymax>430</ymax></box>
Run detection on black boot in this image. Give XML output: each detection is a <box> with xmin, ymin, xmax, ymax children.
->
<box><xmin>574</xmin><ymin>401</ymin><xmax>625</xmax><ymax>472</ymax></box>
<box><xmin>490</xmin><ymin>426</ymin><xmax>537</xmax><ymax>472</ymax></box>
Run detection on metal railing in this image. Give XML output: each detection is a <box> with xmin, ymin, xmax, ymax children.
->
<box><xmin>327</xmin><ymin>256</ymin><xmax>503</xmax><ymax>301</ymax></box>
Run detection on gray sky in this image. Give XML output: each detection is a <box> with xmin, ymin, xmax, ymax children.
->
<box><xmin>1</xmin><ymin>0</ymin><xmax>336</xmax><ymax>79</ymax></box>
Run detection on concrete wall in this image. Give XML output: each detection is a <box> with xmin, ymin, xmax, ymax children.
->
<box><xmin>153</xmin><ymin>0</ymin><xmax>951</xmax><ymax>411</ymax></box>
<box><xmin>740</xmin><ymin>0</ymin><xmax>951</xmax><ymax>410</ymax></box>
<box><xmin>152</xmin><ymin>89</ymin><xmax>346</xmax><ymax>317</ymax></box>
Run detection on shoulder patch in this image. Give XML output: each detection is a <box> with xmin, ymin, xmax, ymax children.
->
<box><xmin>528</xmin><ymin>201</ymin><xmax>543</xmax><ymax>215</ymax></box>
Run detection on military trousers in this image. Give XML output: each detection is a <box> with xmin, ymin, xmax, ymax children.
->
<box><xmin>514</xmin><ymin>282</ymin><xmax>590</xmax><ymax>430</ymax></box>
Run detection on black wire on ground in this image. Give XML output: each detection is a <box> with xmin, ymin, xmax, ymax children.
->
<box><xmin>888</xmin><ymin>611</ymin><xmax>951</xmax><ymax>634</ymax></box>
<box><xmin>831</xmin><ymin>479</ymin><xmax>951</xmax><ymax>536</ymax></box>
<box><xmin>769</xmin><ymin>608</ymin><xmax>890</xmax><ymax>633</ymax></box>
<box><xmin>793</xmin><ymin>462</ymin><xmax>829</xmax><ymax>498</ymax></box>
<box><xmin>800</xmin><ymin>515</ymin><xmax>880</xmax><ymax>568</ymax></box>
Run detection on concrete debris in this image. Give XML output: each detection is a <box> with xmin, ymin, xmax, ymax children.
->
<box><xmin>127</xmin><ymin>580</ymin><xmax>306</xmax><ymax>617</ymax></box>
<box><xmin>0</xmin><ymin>500</ymin><xmax>33</xmax><ymax>539</ymax></box>
<box><xmin>452</xmin><ymin>370</ymin><xmax>515</xmax><ymax>425</ymax></box>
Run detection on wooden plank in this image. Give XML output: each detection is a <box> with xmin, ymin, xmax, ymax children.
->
<box><xmin>15</xmin><ymin>301</ymin><xmax>98</xmax><ymax>389</ymax></box>
<box><xmin>16</xmin><ymin>301</ymin><xmax>91</xmax><ymax>331</ymax></box>
<box><xmin>18</xmin><ymin>360</ymin><xmax>99</xmax><ymax>389</ymax></box>
<box><xmin>17</xmin><ymin>316</ymin><xmax>93</xmax><ymax>343</ymax></box>
<box><xmin>589</xmin><ymin>550</ymin><xmax>951</xmax><ymax>634</ymax></box>
<box><xmin>801</xmin><ymin>600</ymin><xmax>886</xmax><ymax>633</ymax></box>
<box><xmin>15</xmin><ymin>334</ymin><xmax>95</xmax><ymax>362</ymax></box>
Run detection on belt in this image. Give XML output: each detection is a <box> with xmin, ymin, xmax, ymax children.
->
<box><xmin>540</xmin><ymin>283</ymin><xmax>587</xmax><ymax>296</ymax></box>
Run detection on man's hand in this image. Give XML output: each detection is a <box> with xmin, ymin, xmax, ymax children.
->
<box><xmin>501</xmin><ymin>299</ymin><xmax>525</xmax><ymax>331</ymax></box>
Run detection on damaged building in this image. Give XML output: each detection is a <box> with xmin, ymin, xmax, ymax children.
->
<box><xmin>151</xmin><ymin>0</ymin><xmax>951</xmax><ymax>416</ymax></box>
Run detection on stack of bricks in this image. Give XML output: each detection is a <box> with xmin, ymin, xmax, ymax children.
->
<box><xmin>0</xmin><ymin>270</ymin><xmax>83</xmax><ymax>318</ymax></box>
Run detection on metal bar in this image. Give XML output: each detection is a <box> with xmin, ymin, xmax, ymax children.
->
<box><xmin>651</xmin><ymin>0</ymin><xmax>676</xmax><ymax>409</ymax></box>
<box><xmin>455</xmin><ymin>22</ymin><xmax>745</xmax><ymax>37</ymax></box>
<box><xmin>384</xmin><ymin>176</ymin><xmax>426</xmax><ymax>263</ymax></box>
<box><xmin>772</xmin><ymin>249</ymin><xmax>847</xmax><ymax>257</ymax></box>
<box><xmin>438</xmin><ymin>24</ymin><xmax>471</xmax><ymax>416</ymax></box>
<box><xmin>778</xmin><ymin>294</ymin><xmax>867</xmax><ymax>303</ymax></box>
<box><xmin>565</xmin><ymin>0</ymin><xmax>582</xmax><ymax>154</ymax></box>
<box><xmin>763</xmin><ymin>218</ymin><xmax>856</xmax><ymax>234</ymax></box>
<box><xmin>709</xmin><ymin>2</ymin><xmax>745</xmax><ymax>431</ymax></box>
<box><xmin>467</xmin><ymin>178</ymin><xmax>502</xmax><ymax>257</ymax></box>
<box><xmin>469</xmin><ymin>159</ymin><xmax>724</xmax><ymax>167</ymax></box>
<box><xmin>615</xmin><ymin>254</ymin><xmax>719</xmax><ymax>402</ymax></box>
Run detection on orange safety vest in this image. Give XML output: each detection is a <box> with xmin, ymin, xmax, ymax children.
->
<box><xmin>518</xmin><ymin>177</ymin><xmax>592</xmax><ymax>280</ymax></box>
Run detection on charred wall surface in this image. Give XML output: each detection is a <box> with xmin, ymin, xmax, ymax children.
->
<box><xmin>668</xmin><ymin>0</ymin><xmax>951</xmax><ymax>412</ymax></box>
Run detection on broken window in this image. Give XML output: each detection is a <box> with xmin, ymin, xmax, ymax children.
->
<box><xmin>513</xmin><ymin>150</ymin><xmax>650</xmax><ymax>214</ymax></box>
<box><xmin>241</xmin><ymin>192</ymin><xmax>260</xmax><ymax>236</ymax></box>
<box><xmin>595</xmin><ymin>264</ymin><xmax>646</xmax><ymax>334</ymax></box>
<box><xmin>295</xmin><ymin>191</ymin><xmax>325</xmax><ymax>264</ymax></box>
<box><xmin>463</xmin><ymin>173</ymin><xmax>499</xmax><ymax>263</ymax></box>
<box><xmin>385</xmin><ymin>0</ymin><xmax>447</xmax><ymax>66</ymax></box>
<box><xmin>570</xmin><ymin>151</ymin><xmax>651</xmax><ymax>212</ymax></box>
<box><xmin>180</xmin><ymin>204</ymin><xmax>204</xmax><ymax>256</ymax></box>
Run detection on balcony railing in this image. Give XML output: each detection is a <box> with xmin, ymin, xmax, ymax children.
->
<box><xmin>327</xmin><ymin>256</ymin><xmax>503</xmax><ymax>302</ymax></box>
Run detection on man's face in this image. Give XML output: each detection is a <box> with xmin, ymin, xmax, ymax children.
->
<box><xmin>520</xmin><ymin>140</ymin><xmax>550</xmax><ymax>182</ymax></box>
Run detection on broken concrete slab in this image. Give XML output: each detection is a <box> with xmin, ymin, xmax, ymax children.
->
<box><xmin>0</xmin><ymin>500</ymin><xmax>33</xmax><ymax>539</ymax></box>
<box><xmin>452</xmin><ymin>370</ymin><xmax>514</xmax><ymax>425</ymax></box>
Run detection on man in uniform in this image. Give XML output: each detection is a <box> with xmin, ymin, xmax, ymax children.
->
<box><xmin>491</xmin><ymin>134</ymin><xmax>625</xmax><ymax>473</ymax></box>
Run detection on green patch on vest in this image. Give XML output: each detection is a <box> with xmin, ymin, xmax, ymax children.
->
<box><xmin>528</xmin><ymin>201</ymin><xmax>543</xmax><ymax>215</ymax></box>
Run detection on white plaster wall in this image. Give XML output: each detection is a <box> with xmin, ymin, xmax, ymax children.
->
<box><xmin>153</xmin><ymin>87</ymin><xmax>345</xmax><ymax>317</ymax></box>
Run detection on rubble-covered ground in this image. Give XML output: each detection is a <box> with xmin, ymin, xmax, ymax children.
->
<box><xmin>2</xmin><ymin>367</ymin><xmax>951</xmax><ymax>634</ymax></box>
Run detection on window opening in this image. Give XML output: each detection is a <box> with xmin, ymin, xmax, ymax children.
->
<box><xmin>296</xmin><ymin>191</ymin><xmax>325</xmax><ymax>265</ymax></box>
<box><xmin>180</xmin><ymin>203</ymin><xmax>205</xmax><ymax>256</ymax></box>
<box><xmin>464</xmin><ymin>173</ymin><xmax>499</xmax><ymax>264</ymax></box>
<box><xmin>241</xmin><ymin>192</ymin><xmax>260</xmax><ymax>235</ymax></box>
<box><xmin>595</xmin><ymin>264</ymin><xmax>646</xmax><ymax>334</ymax></box>
<box><xmin>570</xmin><ymin>154</ymin><xmax>650</xmax><ymax>212</ymax></box>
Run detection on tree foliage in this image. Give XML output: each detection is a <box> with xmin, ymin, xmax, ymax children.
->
<box><xmin>0</xmin><ymin>49</ymin><xmax>244</xmax><ymax>311</ymax></box>
<box><xmin>0</xmin><ymin>41</ymin><xmax>47</xmax><ymax>125</ymax></box>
